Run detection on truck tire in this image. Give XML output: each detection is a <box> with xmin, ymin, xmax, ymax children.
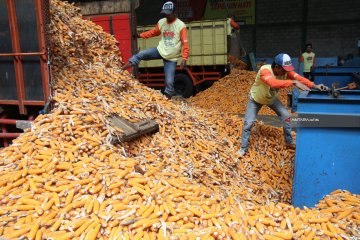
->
<box><xmin>174</xmin><ymin>73</ymin><xmax>194</xmax><ymax>98</ymax></box>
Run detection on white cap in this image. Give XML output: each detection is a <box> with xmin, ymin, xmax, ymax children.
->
<box><xmin>274</xmin><ymin>53</ymin><xmax>294</xmax><ymax>72</ymax></box>
<box><xmin>161</xmin><ymin>1</ymin><xmax>175</xmax><ymax>15</ymax></box>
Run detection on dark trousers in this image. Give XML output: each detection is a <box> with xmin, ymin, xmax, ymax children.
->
<box><xmin>303</xmin><ymin>72</ymin><xmax>314</xmax><ymax>82</ymax></box>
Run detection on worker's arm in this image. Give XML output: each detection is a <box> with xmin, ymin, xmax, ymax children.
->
<box><xmin>288</xmin><ymin>71</ymin><xmax>329</xmax><ymax>91</ymax></box>
<box><xmin>230</xmin><ymin>19</ymin><xmax>240</xmax><ymax>30</ymax></box>
<box><xmin>260</xmin><ymin>69</ymin><xmax>293</xmax><ymax>88</ymax></box>
<box><xmin>287</xmin><ymin>71</ymin><xmax>315</xmax><ymax>88</ymax></box>
<box><xmin>139</xmin><ymin>24</ymin><xmax>161</xmax><ymax>39</ymax></box>
<box><xmin>180</xmin><ymin>27</ymin><xmax>189</xmax><ymax>61</ymax></box>
<box><xmin>180</xmin><ymin>27</ymin><xmax>189</xmax><ymax>69</ymax></box>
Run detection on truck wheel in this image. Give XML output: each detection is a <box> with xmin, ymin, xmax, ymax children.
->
<box><xmin>174</xmin><ymin>73</ymin><xmax>194</xmax><ymax>98</ymax></box>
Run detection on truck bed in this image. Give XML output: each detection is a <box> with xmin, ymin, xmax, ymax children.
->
<box><xmin>0</xmin><ymin>0</ymin><xmax>50</xmax><ymax>114</ymax></box>
<box><xmin>137</xmin><ymin>19</ymin><xmax>228</xmax><ymax>68</ymax></box>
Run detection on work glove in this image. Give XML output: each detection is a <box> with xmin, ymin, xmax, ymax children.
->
<box><xmin>293</xmin><ymin>80</ymin><xmax>311</xmax><ymax>91</ymax></box>
<box><xmin>314</xmin><ymin>84</ymin><xmax>329</xmax><ymax>91</ymax></box>
<box><xmin>180</xmin><ymin>59</ymin><xmax>187</xmax><ymax>70</ymax></box>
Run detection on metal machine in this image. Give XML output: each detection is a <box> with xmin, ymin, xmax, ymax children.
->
<box><xmin>314</xmin><ymin>66</ymin><xmax>360</xmax><ymax>89</ymax></box>
<box><xmin>291</xmin><ymin>89</ymin><xmax>360</xmax><ymax>207</ymax></box>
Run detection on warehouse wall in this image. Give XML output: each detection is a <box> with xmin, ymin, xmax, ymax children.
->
<box><xmin>74</xmin><ymin>0</ymin><xmax>360</xmax><ymax>59</ymax></box>
<box><xmin>73</xmin><ymin>0</ymin><xmax>132</xmax><ymax>15</ymax></box>
<box><xmin>135</xmin><ymin>0</ymin><xmax>207</xmax><ymax>25</ymax></box>
<box><xmin>306</xmin><ymin>0</ymin><xmax>360</xmax><ymax>57</ymax></box>
<box><xmin>246</xmin><ymin>0</ymin><xmax>360</xmax><ymax>58</ymax></box>
<box><xmin>136</xmin><ymin>0</ymin><xmax>360</xmax><ymax>58</ymax></box>
<box><xmin>136</xmin><ymin>0</ymin><xmax>163</xmax><ymax>26</ymax></box>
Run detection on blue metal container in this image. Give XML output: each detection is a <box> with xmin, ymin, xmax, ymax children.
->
<box><xmin>314</xmin><ymin>67</ymin><xmax>360</xmax><ymax>88</ymax></box>
<box><xmin>292</xmin><ymin>90</ymin><xmax>360</xmax><ymax>207</ymax></box>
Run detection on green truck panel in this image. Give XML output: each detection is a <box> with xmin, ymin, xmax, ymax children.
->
<box><xmin>137</xmin><ymin>19</ymin><xmax>228</xmax><ymax>68</ymax></box>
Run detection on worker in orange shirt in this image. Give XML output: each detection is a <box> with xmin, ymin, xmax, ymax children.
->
<box><xmin>227</xmin><ymin>16</ymin><xmax>240</xmax><ymax>35</ymax></box>
<box><xmin>122</xmin><ymin>1</ymin><xmax>189</xmax><ymax>99</ymax></box>
<box><xmin>237</xmin><ymin>53</ymin><xmax>328</xmax><ymax>157</ymax></box>
<box><xmin>227</xmin><ymin>16</ymin><xmax>240</xmax><ymax>53</ymax></box>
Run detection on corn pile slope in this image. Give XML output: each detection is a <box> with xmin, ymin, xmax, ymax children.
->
<box><xmin>0</xmin><ymin>1</ymin><xmax>359</xmax><ymax>239</ymax></box>
<box><xmin>188</xmin><ymin>69</ymin><xmax>291</xmax><ymax>116</ymax></box>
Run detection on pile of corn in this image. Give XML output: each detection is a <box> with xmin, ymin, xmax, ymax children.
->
<box><xmin>0</xmin><ymin>0</ymin><xmax>359</xmax><ymax>239</ymax></box>
<box><xmin>188</xmin><ymin>69</ymin><xmax>291</xmax><ymax>116</ymax></box>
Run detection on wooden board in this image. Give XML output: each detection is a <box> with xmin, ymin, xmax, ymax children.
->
<box><xmin>109</xmin><ymin>116</ymin><xmax>159</xmax><ymax>144</ymax></box>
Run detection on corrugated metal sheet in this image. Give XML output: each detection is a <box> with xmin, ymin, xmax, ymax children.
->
<box><xmin>89</xmin><ymin>14</ymin><xmax>133</xmax><ymax>64</ymax></box>
<box><xmin>15</xmin><ymin>0</ymin><xmax>43</xmax><ymax>101</ymax></box>
<box><xmin>0</xmin><ymin>0</ymin><xmax>17</xmax><ymax>100</ymax></box>
<box><xmin>112</xmin><ymin>14</ymin><xmax>132</xmax><ymax>63</ymax></box>
<box><xmin>0</xmin><ymin>0</ymin><xmax>50</xmax><ymax>114</ymax></box>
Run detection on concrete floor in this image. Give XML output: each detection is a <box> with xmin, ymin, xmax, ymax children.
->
<box><xmin>238</xmin><ymin>114</ymin><xmax>298</xmax><ymax>130</ymax></box>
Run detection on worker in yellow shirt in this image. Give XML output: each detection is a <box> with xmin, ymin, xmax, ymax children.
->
<box><xmin>299</xmin><ymin>43</ymin><xmax>316</xmax><ymax>81</ymax></box>
<box><xmin>237</xmin><ymin>53</ymin><xmax>328</xmax><ymax>157</ymax></box>
<box><xmin>122</xmin><ymin>1</ymin><xmax>189</xmax><ymax>99</ymax></box>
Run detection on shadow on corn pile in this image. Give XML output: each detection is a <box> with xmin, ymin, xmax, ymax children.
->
<box><xmin>188</xmin><ymin>69</ymin><xmax>292</xmax><ymax>116</ymax></box>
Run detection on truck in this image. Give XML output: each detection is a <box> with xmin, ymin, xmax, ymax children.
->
<box><xmin>0</xmin><ymin>0</ymin><xmax>51</xmax><ymax>147</ymax></box>
<box><xmin>86</xmin><ymin>10</ymin><xmax>232</xmax><ymax>98</ymax></box>
<box><xmin>78</xmin><ymin>1</ymin><xmax>244</xmax><ymax>98</ymax></box>
<box><xmin>136</xmin><ymin>19</ymin><xmax>229</xmax><ymax>98</ymax></box>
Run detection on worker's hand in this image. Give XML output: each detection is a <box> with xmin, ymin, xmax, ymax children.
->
<box><xmin>293</xmin><ymin>80</ymin><xmax>311</xmax><ymax>91</ymax></box>
<box><xmin>133</xmin><ymin>33</ymin><xmax>141</xmax><ymax>38</ymax></box>
<box><xmin>180</xmin><ymin>60</ymin><xmax>187</xmax><ymax>70</ymax></box>
<box><xmin>314</xmin><ymin>84</ymin><xmax>329</xmax><ymax>91</ymax></box>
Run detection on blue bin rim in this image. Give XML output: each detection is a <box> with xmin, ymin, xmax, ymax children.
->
<box><xmin>298</xmin><ymin>90</ymin><xmax>360</xmax><ymax>103</ymax></box>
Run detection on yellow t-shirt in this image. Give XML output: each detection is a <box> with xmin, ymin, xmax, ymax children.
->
<box><xmin>250</xmin><ymin>65</ymin><xmax>287</xmax><ymax>105</ymax></box>
<box><xmin>157</xmin><ymin>18</ymin><xmax>186</xmax><ymax>62</ymax></box>
<box><xmin>302</xmin><ymin>52</ymin><xmax>315</xmax><ymax>72</ymax></box>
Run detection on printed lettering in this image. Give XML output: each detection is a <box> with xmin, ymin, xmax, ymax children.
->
<box><xmin>163</xmin><ymin>31</ymin><xmax>175</xmax><ymax>38</ymax></box>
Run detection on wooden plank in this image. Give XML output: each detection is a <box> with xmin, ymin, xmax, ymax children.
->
<box><xmin>109</xmin><ymin>116</ymin><xmax>159</xmax><ymax>144</ymax></box>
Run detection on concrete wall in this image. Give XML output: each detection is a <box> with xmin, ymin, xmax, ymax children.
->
<box><xmin>74</xmin><ymin>0</ymin><xmax>132</xmax><ymax>15</ymax></box>
<box><xmin>247</xmin><ymin>0</ymin><xmax>360</xmax><ymax>58</ymax></box>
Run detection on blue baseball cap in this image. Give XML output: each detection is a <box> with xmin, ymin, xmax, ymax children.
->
<box><xmin>274</xmin><ymin>53</ymin><xmax>294</xmax><ymax>72</ymax></box>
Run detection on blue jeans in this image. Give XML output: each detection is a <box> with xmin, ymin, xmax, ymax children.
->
<box><xmin>128</xmin><ymin>47</ymin><xmax>177</xmax><ymax>96</ymax></box>
<box><xmin>241</xmin><ymin>95</ymin><xmax>293</xmax><ymax>150</ymax></box>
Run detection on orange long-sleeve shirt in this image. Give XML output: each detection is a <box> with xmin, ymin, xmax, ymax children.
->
<box><xmin>139</xmin><ymin>24</ymin><xmax>161</xmax><ymax>38</ymax></box>
<box><xmin>260</xmin><ymin>69</ymin><xmax>315</xmax><ymax>88</ymax></box>
<box><xmin>139</xmin><ymin>21</ymin><xmax>189</xmax><ymax>60</ymax></box>
<box><xmin>230</xmin><ymin>18</ymin><xmax>240</xmax><ymax>30</ymax></box>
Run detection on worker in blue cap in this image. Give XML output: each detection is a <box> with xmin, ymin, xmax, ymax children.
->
<box><xmin>237</xmin><ymin>53</ymin><xmax>328</xmax><ymax>157</ymax></box>
<box><xmin>122</xmin><ymin>1</ymin><xmax>189</xmax><ymax>99</ymax></box>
